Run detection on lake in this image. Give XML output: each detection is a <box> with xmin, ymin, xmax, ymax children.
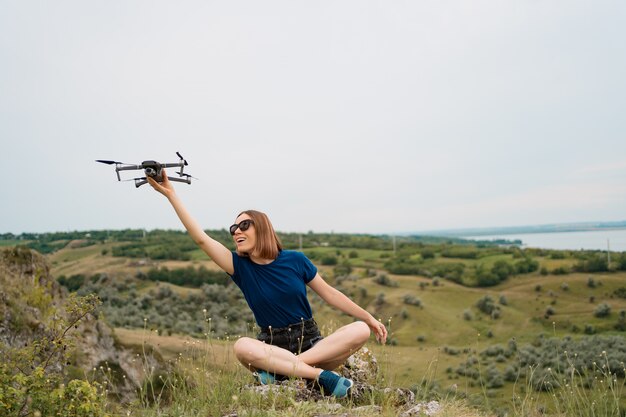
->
<box><xmin>465</xmin><ymin>229</ymin><xmax>626</xmax><ymax>252</ymax></box>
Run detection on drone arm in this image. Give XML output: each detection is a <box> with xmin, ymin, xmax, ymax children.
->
<box><xmin>116</xmin><ymin>164</ymin><xmax>144</xmax><ymax>172</ymax></box>
<box><xmin>161</xmin><ymin>162</ymin><xmax>185</xmax><ymax>169</ymax></box>
<box><xmin>167</xmin><ymin>176</ymin><xmax>191</xmax><ymax>185</ymax></box>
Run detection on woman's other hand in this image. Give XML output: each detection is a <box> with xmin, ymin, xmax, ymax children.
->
<box><xmin>366</xmin><ymin>316</ymin><xmax>388</xmax><ymax>344</ymax></box>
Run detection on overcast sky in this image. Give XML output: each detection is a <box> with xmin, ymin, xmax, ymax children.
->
<box><xmin>1</xmin><ymin>0</ymin><xmax>625</xmax><ymax>235</ymax></box>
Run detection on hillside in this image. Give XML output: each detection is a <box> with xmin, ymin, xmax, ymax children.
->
<box><xmin>2</xmin><ymin>232</ymin><xmax>626</xmax><ymax>415</ymax></box>
<box><xmin>0</xmin><ymin>246</ymin><xmax>168</xmax><ymax>416</ymax></box>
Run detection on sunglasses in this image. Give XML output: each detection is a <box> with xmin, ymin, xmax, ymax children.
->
<box><xmin>229</xmin><ymin>219</ymin><xmax>254</xmax><ymax>235</ymax></box>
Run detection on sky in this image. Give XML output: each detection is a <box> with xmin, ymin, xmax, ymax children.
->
<box><xmin>1</xmin><ymin>0</ymin><xmax>625</xmax><ymax>236</ymax></box>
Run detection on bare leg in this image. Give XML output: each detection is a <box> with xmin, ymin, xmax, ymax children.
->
<box><xmin>299</xmin><ymin>321</ymin><xmax>371</xmax><ymax>370</ymax></box>
<box><xmin>233</xmin><ymin>337</ymin><xmax>322</xmax><ymax>379</ymax></box>
<box><xmin>233</xmin><ymin>321</ymin><xmax>371</xmax><ymax>377</ymax></box>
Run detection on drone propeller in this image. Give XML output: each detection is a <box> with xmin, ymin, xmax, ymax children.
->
<box><xmin>176</xmin><ymin>152</ymin><xmax>188</xmax><ymax>166</ymax></box>
<box><xmin>96</xmin><ymin>159</ymin><xmax>122</xmax><ymax>165</ymax></box>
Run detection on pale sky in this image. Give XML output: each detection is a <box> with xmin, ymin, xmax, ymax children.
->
<box><xmin>1</xmin><ymin>0</ymin><xmax>625</xmax><ymax>235</ymax></box>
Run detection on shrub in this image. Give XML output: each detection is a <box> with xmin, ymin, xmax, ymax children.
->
<box><xmin>499</xmin><ymin>295</ymin><xmax>508</xmax><ymax>306</ymax></box>
<box><xmin>333</xmin><ymin>262</ymin><xmax>352</xmax><ymax>276</ymax></box>
<box><xmin>0</xmin><ymin>294</ymin><xmax>107</xmax><ymax>417</ymax></box>
<box><xmin>476</xmin><ymin>295</ymin><xmax>498</xmax><ymax>315</ymax></box>
<box><xmin>552</xmin><ymin>266</ymin><xmax>569</xmax><ymax>275</ymax></box>
<box><xmin>373</xmin><ymin>274</ymin><xmax>398</xmax><ymax>287</ymax></box>
<box><xmin>320</xmin><ymin>255</ymin><xmax>338</xmax><ymax>265</ymax></box>
<box><xmin>613</xmin><ymin>287</ymin><xmax>626</xmax><ymax>299</ymax></box>
<box><xmin>575</xmin><ymin>253</ymin><xmax>609</xmax><ymax>272</ymax></box>
<box><xmin>403</xmin><ymin>294</ymin><xmax>422</xmax><ymax>307</ymax></box>
<box><xmin>587</xmin><ymin>276</ymin><xmax>597</xmax><ymax>288</ymax></box>
<box><xmin>58</xmin><ymin>274</ymin><xmax>86</xmax><ymax>292</ymax></box>
<box><xmin>594</xmin><ymin>303</ymin><xmax>611</xmax><ymax>318</ymax></box>
<box><xmin>515</xmin><ymin>257</ymin><xmax>539</xmax><ymax>274</ymax></box>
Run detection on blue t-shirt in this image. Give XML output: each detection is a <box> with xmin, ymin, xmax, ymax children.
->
<box><xmin>230</xmin><ymin>250</ymin><xmax>318</xmax><ymax>328</ymax></box>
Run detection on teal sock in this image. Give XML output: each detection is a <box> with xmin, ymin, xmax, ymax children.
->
<box><xmin>317</xmin><ymin>370</ymin><xmax>340</xmax><ymax>393</ymax></box>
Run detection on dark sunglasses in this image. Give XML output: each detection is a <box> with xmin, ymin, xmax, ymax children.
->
<box><xmin>229</xmin><ymin>219</ymin><xmax>254</xmax><ymax>235</ymax></box>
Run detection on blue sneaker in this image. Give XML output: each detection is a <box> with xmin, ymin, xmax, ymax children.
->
<box><xmin>331</xmin><ymin>376</ymin><xmax>353</xmax><ymax>398</ymax></box>
<box><xmin>318</xmin><ymin>370</ymin><xmax>353</xmax><ymax>398</ymax></box>
<box><xmin>255</xmin><ymin>370</ymin><xmax>276</xmax><ymax>385</ymax></box>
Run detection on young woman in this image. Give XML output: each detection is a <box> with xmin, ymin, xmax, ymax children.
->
<box><xmin>147</xmin><ymin>171</ymin><xmax>387</xmax><ymax>398</ymax></box>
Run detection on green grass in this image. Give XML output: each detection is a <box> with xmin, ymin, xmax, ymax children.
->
<box><xmin>0</xmin><ymin>239</ymin><xmax>29</xmax><ymax>246</ymax></box>
<box><xmin>22</xmin><ymin>240</ymin><xmax>626</xmax><ymax>415</ymax></box>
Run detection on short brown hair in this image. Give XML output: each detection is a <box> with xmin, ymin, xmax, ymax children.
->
<box><xmin>235</xmin><ymin>210</ymin><xmax>282</xmax><ymax>259</ymax></box>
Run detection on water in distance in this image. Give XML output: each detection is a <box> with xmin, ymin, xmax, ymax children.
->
<box><xmin>466</xmin><ymin>229</ymin><xmax>626</xmax><ymax>252</ymax></box>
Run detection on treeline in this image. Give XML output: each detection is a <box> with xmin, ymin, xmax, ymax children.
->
<box><xmin>384</xmin><ymin>245</ymin><xmax>626</xmax><ymax>287</ymax></box>
<box><xmin>1</xmin><ymin>228</ymin><xmax>506</xmax><ymax>256</ymax></box>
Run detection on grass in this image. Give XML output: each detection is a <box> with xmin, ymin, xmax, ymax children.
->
<box><xmin>112</xmin><ymin>323</ymin><xmax>625</xmax><ymax>417</ymax></box>
<box><xmin>35</xmin><ymin>241</ymin><xmax>626</xmax><ymax>415</ymax></box>
<box><xmin>113</xmin><ymin>324</ymin><xmax>492</xmax><ymax>417</ymax></box>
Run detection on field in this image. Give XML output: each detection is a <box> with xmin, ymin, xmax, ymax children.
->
<box><xmin>5</xmin><ymin>231</ymin><xmax>626</xmax><ymax>415</ymax></box>
<box><xmin>35</xmin><ymin>236</ymin><xmax>626</xmax><ymax>412</ymax></box>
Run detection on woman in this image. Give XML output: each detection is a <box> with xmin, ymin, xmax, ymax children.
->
<box><xmin>147</xmin><ymin>171</ymin><xmax>387</xmax><ymax>398</ymax></box>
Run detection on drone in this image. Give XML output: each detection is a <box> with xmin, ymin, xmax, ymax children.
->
<box><xmin>96</xmin><ymin>152</ymin><xmax>195</xmax><ymax>188</ymax></box>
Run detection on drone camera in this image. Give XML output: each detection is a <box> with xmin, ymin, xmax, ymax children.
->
<box><xmin>141</xmin><ymin>161</ymin><xmax>163</xmax><ymax>181</ymax></box>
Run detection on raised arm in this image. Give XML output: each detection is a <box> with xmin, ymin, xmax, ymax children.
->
<box><xmin>147</xmin><ymin>170</ymin><xmax>234</xmax><ymax>275</ymax></box>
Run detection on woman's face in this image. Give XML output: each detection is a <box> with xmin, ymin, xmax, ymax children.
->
<box><xmin>232</xmin><ymin>213</ymin><xmax>256</xmax><ymax>253</ymax></box>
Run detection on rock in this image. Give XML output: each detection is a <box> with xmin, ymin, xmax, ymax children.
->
<box><xmin>400</xmin><ymin>400</ymin><xmax>441</xmax><ymax>417</ymax></box>
<box><xmin>336</xmin><ymin>346</ymin><xmax>378</xmax><ymax>385</ymax></box>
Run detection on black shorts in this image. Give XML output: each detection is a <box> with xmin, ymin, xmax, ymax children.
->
<box><xmin>257</xmin><ymin>318</ymin><xmax>323</xmax><ymax>354</ymax></box>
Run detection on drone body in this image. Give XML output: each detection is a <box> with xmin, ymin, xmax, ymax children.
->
<box><xmin>97</xmin><ymin>152</ymin><xmax>195</xmax><ymax>188</ymax></box>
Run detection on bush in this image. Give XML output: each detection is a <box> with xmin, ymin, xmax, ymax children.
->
<box><xmin>373</xmin><ymin>274</ymin><xmax>398</xmax><ymax>287</ymax></box>
<box><xmin>476</xmin><ymin>295</ymin><xmax>498</xmax><ymax>315</ymax></box>
<box><xmin>575</xmin><ymin>253</ymin><xmax>609</xmax><ymax>272</ymax></box>
<box><xmin>403</xmin><ymin>294</ymin><xmax>422</xmax><ymax>307</ymax></box>
<box><xmin>587</xmin><ymin>276</ymin><xmax>597</xmax><ymax>288</ymax></box>
<box><xmin>499</xmin><ymin>295</ymin><xmax>508</xmax><ymax>306</ymax></box>
<box><xmin>0</xmin><ymin>294</ymin><xmax>107</xmax><ymax>417</ymax></box>
<box><xmin>594</xmin><ymin>303</ymin><xmax>611</xmax><ymax>318</ymax></box>
<box><xmin>320</xmin><ymin>255</ymin><xmax>338</xmax><ymax>265</ymax></box>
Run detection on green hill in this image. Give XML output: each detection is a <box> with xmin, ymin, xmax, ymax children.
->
<box><xmin>3</xmin><ymin>230</ymin><xmax>626</xmax><ymax>415</ymax></box>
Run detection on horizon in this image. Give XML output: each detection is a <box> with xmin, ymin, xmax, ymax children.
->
<box><xmin>4</xmin><ymin>218</ymin><xmax>626</xmax><ymax>237</ymax></box>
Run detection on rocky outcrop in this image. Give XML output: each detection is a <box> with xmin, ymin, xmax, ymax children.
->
<box><xmin>0</xmin><ymin>246</ymin><xmax>164</xmax><ymax>403</ymax></box>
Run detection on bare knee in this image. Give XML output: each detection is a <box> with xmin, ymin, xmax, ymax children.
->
<box><xmin>233</xmin><ymin>337</ymin><xmax>261</xmax><ymax>363</ymax></box>
<box><xmin>351</xmin><ymin>321</ymin><xmax>371</xmax><ymax>345</ymax></box>
<box><xmin>338</xmin><ymin>321</ymin><xmax>371</xmax><ymax>351</ymax></box>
